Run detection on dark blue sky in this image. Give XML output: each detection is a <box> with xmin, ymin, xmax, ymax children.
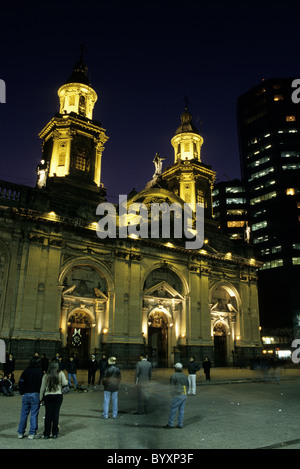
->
<box><xmin>1</xmin><ymin>1</ymin><xmax>300</xmax><ymax>201</ymax></box>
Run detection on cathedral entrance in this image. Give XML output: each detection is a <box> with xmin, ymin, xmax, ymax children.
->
<box><xmin>147</xmin><ymin>310</ymin><xmax>168</xmax><ymax>367</ymax></box>
<box><xmin>67</xmin><ymin>311</ymin><xmax>91</xmax><ymax>367</ymax></box>
<box><xmin>214</xmin><ymin>323</ymin><xmax>227</xmax><ymax>367</ymax></box>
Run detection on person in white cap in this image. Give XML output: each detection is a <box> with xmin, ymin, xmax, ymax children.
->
<box><xmin>101</xmin><ymin>357</ymin><xmax>121</xmax><ymax>419</ymax></box>
<box><xmin>163</xmin><ymin>363</ymin><xmax>189</xmax><ymax>429</ymax></box>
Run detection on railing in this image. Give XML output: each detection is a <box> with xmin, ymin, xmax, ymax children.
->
<box><xmin>0</xmin><ymin>180</ymin><xmax>22</xmax><ymax>205</ymax></box>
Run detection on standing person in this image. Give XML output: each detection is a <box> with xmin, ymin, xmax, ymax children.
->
<box><xmin>41</xmin><ymin>354</ymin><xmax>49</xmax><ymax>374</ymax></box>
<box><xmin>187</xmin><ymin>356</ymin><xmax>200</xmax><ymax>395</ymax></box>
<box><xmin>3</xmin><ymin>353</ymin><xmax>15</xmax><ymax>385</ymax></box>
<box><xmin>66</xmin><ymin>355</ymin><xmax>78</xmax><ymax>389</ymax></box>
<box><xmin>17</xmin><ymin>357</ymin><xmax>44</xmax><ymax>439</ymax></box>
<box><xmin>39</xmin><ymin>362</ymin><xmax>68</xmax><ymax>439</ymax></box>
<box><xmin>202</xmin><ymin>356</ymin><xmax>211</xmax><ymax>382</ymax></box>
<box><xmin>87</xmin><ymin>354</ymin><xmax>98</xmax><ymax>386</ymax></box>
<box><xmin>98</xmin><ymin>353</ymin><xmax>108</xmax><ymax>385</ymax></box>
<box><xmin>163</xmin><ymin>363</ymin><xmax>189</xmax><ymax>429</ymax></box>
<box><xmin>102</xmin><ymin>357</ymin><xmax>121</xmax><ymax>419</ymax></box>
<box><xmin>135</xmin><ymin>353</ymin><xmax>152</xmax><ymax>414</ymax></box>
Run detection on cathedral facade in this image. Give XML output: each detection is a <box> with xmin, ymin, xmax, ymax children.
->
<box><xmin>0</xmin><ymin>59</ymin><xmax>262</xmax><ymax>368</ymax></box>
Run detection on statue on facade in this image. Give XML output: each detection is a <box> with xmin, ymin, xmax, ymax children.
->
<box><xmin>152</xmin><ymin>152</ymin><xmax>166</xmax><ymax>179</ymax></box>
<box><xmin>36</xmin><ymin>159</ymin><xmax>49</xmax><ymax>188</ymax></box>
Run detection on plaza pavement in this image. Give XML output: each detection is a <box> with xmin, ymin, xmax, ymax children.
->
<box><xmin>1</xmin><ymin>366</ymin><xmax>300</xmax><ymax>452</ymax></box>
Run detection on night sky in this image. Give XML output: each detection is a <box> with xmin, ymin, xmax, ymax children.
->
<box><xmin>1</xmin><ymin>1</ymin><xmax>300</xmax><ymax>202</ymax></box>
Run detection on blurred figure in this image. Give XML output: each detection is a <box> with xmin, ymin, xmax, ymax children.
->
<box><xmin>202</xmin><ymin>356</ymin><xmax>211</xmax><ymax>382</ymax></box>
<box><xmin>187</xmin><ymin>356</ymin><xmax>200</xmax><ymax>395</ymax></box>
<box><xmin>87</xmin><ymin>354</ymin><xmax>98</xmax><ymax>385</ymax></box>
<box><xmin>41</xmin><ymin>354</ymin><xmax>49</xmax><ymax>373</ymax></box>
<box><xmin>98</xmin><ymin>353</ymin><xmax>108</xmax><ymax>385</ymax></box>
<box><xmin>0</xmin><ymin>373</ymin><xmax>13</xmax><ymax>396</ymax></box>
<box><xmin>135</xmin><ymin>353</ymin><xmax>152</xmax><ymax>414</ymax></box>
<box><xmin>164</xmin><ymin>363</ymin><xmax>189</xmax><ymax>429</ymax></box>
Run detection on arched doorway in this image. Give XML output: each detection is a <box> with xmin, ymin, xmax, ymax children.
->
<box><xmin>213</xmin><ymin>322</ymin><xmax>227</xmax><ymax>367</ymax></box>
<box><xmin>67</xmin><ymin>310</ymin><xmax>92</xmax><ymax>366</ymax></box>
<box><xmin>210</xmin><ymin>281</ymin><xmax>241</xmax><ymax>367</ymax></box>
<box><xmin>147</xmin><ymin>309</ymin><xmax>169</xmax><ymax>367</ymax></box>
<box><xmin>143</xmin><ymin>265</ymin><xmax>185</xmax><ymax>367</ymax></box>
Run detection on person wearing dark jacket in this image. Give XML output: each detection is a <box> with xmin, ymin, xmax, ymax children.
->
<box><xmin>66</xmin><ymin>356</ymin><xmax>78</xmax><ymax>389</ymax></box>
<box><xmin>187</xmin><ymin>356</ymin><xmax>200</xmax><ymax>395</ymax></box>
<box><xmin>87</xmin><ymin>354</ymin><xmax>98</xmax><ymax>385</ymax></box>
<box><xmin>102</xmin><ymin>357</ymin><xmax>121</xmax><ymax>419</ymax></box>
<box><xmin>17</xmin><ymin>357</ymin><xmax>44</xmax><ymax>439</ymax></box>
<box><xmin>98</xmin><ymin>353</ymin><xmax>108</xmax><ymax>385</ymax></box>
<box><xmin>163</xmin><ymin>363</ymin><xmax>189</xmax><ymax>429</ymax></box>
<box><xmin>202</xmin><ymin>356</ymin><xmax>211</xmax><ymax>381</ymax></box>
<box><xmin>3</xmin><ymin>353</ymin><xmax>15</xmax><ymax>385</ymax></box>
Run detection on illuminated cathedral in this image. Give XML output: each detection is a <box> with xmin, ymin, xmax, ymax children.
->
<box><xmin>0</xmin><ymin>57</ymin><xmax>262</xmax><ymax>368</ymax></box>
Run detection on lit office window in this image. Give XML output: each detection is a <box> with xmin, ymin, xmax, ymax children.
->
<box><xmin>253</xmin><ymin>235</ymin><xmax>269</xmax><ymax>244</ymax></box>
<box><xmin>212</xmin><ymin>189</ymin><xmax>219</xmax><ymax>196</ymax></box>
<box><xmin>286</xmin><ymin>188</ymin><xmax>295</xmax><ymax>196</ymax></box>
<box><xmin>282</xmin><ymin>163</ymin><xmax>300</xmax><ymax>170</ymax></box>
<box><xmin>286</xmin><ymin>116</ymin><xmax>296</xmax><ymax>122</ymax></box>
<box><xmin>260</xmin><ymin>259</ymin><xmax>283</xmax><ymax>270</ymax></box>
<box><xmin>250</xmin><ymin>191</ymin><xmax>277</xmax><ymax>205</ymax></box>
<box><xmin>213</xmin><ymin>200</ymin><xmax>220</xmax><ymax>207</ymax></box>
<box><xmin>247</xmin><ymin>156</ymin><xmax>270</xmax><ymax>168</ymax></box>
<box><xmin>225</xmin><ymin>187</ymin><xmax>245</xmax><ymax>193</ymax></box>
<box><xmin>226</xmin><ymin>198</ymin><xmax>246</xmax><ymax>205</ymax></box>
<box><xmin>248</xmin><ymin>166</ymin><xmax>274</xmax><ymax>181</ymax></box>
<box><xmin>292</xmin><ymin>257</ymin><xmax>300</xmax><ymax>265</ymax></box>
<box><xmin>272</xmin><ymin>246</ymin><xmax>282</xmax><ymax>253</ymax></box>
<box><xmin>252</xmin><ymin>221</ymin><xmax>267</xmax><ymax>231</ymax></box>
<box><xmin>281</xmin><ymin>151</ymin><xmax>300</xmax><ymax>158</ymax></box>
<box><xmin>293</xmin><ymin>243</ymin><xmax>300</xmax><ymax>250</ymax></box>
<box><xmin>227</xmin><ymin>209</ymin><xmax>246</xmax><ymax>215</ymax></box>
<box><xmin>227</xmin><ymin>221</ymin><xmax>245</xmax><ymax>228</ymax></box>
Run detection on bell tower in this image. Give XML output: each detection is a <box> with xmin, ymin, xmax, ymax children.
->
<box><xmin>163</xmin><ymin>102</ymin><xmax>216</xmax><ymax>216</ymax></box>
<box><xmin>38</xmin><ymin>55</ymin><xmax>108</xmax><ymax>207</ymax></box>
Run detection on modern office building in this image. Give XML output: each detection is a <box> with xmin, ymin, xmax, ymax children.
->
<box><xmin>236</xmin><ymin>78</ymin><xmax>300</xmax><ymax>353</ymax></box>
<box><xmin>212</xmin><ymin>179</ymin><xmax>248</xmax><ymax>243</ymax></box>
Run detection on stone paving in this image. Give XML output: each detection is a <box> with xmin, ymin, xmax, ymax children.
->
<box><xmin>1</xmin><ymin>367</ymin><xmax>300</xmax><ymax>451</ymax></box>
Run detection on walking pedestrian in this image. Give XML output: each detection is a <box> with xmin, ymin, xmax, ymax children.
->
<box><xmin>102</xmin><ymin>357</ymin><xmax>121</xmax><ymax>419</ymax></box>
<box><xmin>17</xmin><ymin>357</ymin><xmax>44</xmax><ymax>439</ymax></box>
<box><xmin>202</xmin><ymin>356</ymin><xmax>211</xmax><ymax>381</ymax></box>
<box><xmin>98</xmin><ymin>353</ymin><xmax>108</xmax><ymax>385</ymax></box>
<box><xmin>66</xmin><ymin>355</ymin><xmax>78</xmax><ymax>389</ymax></box>
<box><xmin>87</xmin><ymin>354</ymin><xmax>98</xmax><ymax>385</ymax></box>
<box><xmin>187</xmin><ymin>356</ymin><xmax>200</xmax><ymax>395</ymax></box>
<box><xmin>135</xmin><ymin>353</ymin><xmax>152</xmax><ymax>414</ymax></box>
<box><xmin>163</xmin><ymin>363</ymin><xmax>189</xmax><ymax>429</ymax></box>
<box><xmin>39</xmin><ymin>362</ymin><xmax>68</xmax><ymax>439</ymax></box>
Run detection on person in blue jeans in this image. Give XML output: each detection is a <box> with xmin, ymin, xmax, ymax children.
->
<box><xmin>66</xmin><ymin>356</ymin><xmax>78</xmax><ymax>389</ymax></box>
<box><xmin>163</xmin><ymin>363</ymin><xmax>189</xmax><ymax>429</ymax></box>
<box><xmin>102</xmin><ymin>357</ymin><xmax>121</xmax><ymax>419</ymax></box>
<box><xmin>17</xmin><ymin>357</ymin><xmax>44</xmax><ymax>439</ymax></box>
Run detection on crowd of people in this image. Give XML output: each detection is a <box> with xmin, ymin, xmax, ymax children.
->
<box><xmin>0</xmin><ymin>351</ymin><xmax>211</xmax><ymax>439</ymax></box>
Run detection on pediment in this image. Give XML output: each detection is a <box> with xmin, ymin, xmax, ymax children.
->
<box><xmin>144</xmin><ymin>281</ymin><xmax>184</xmax><ymax>300</ymax></box>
